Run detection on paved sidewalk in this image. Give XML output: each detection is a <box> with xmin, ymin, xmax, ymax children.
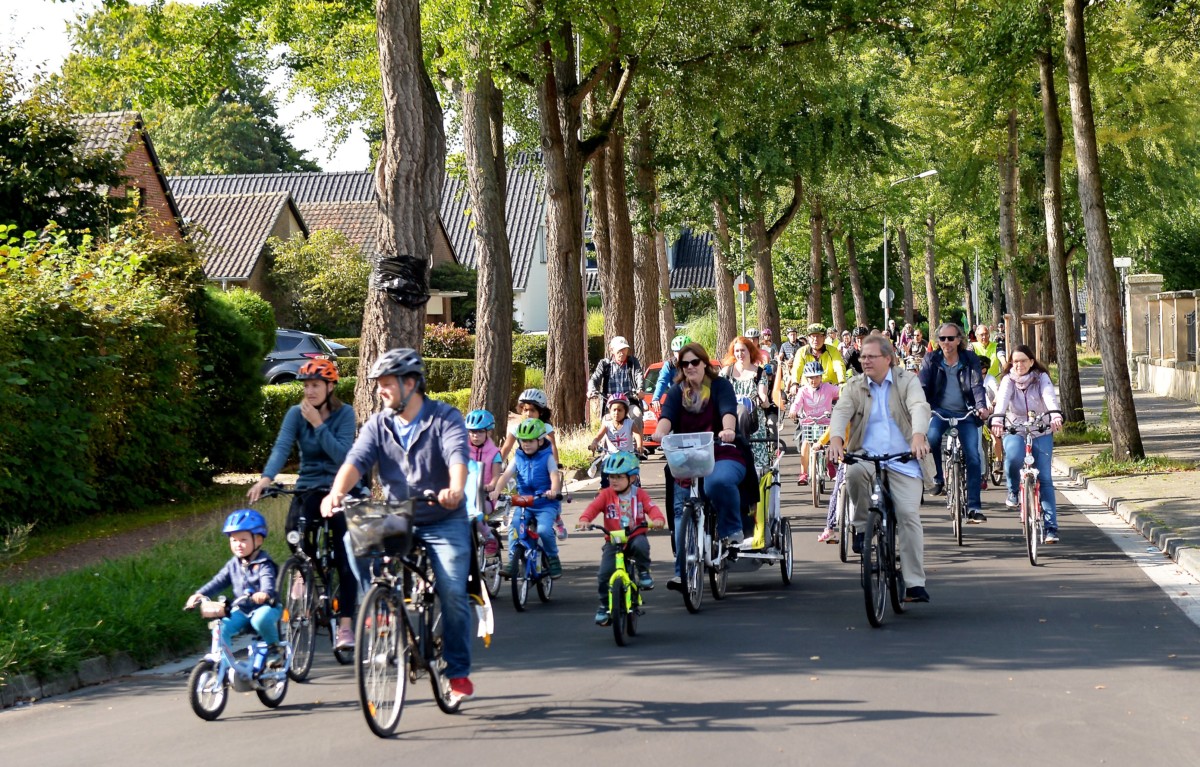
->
<box><xmin>1051</xmin><ymin>364</ymin><xmax>1200</xmax><ymax>580</ymax></box>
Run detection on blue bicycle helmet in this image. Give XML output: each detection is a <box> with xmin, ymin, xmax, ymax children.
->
<box><xmin>464</xmin><ymin>409</ymin><xmax>496</xmax><ymax>430</ymax></box>
<box><xmin>223</xmin><ymin>509</ymin><xmax>268</xmax><ymax>538</ymax></box>
<box><xmin>602</xmin><ymin>451</ymin><xmax>640</xmax><ymax>476</ymax></box>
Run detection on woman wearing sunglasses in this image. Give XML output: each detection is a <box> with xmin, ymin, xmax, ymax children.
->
<box><xmin>652</xmin><ymin>342</ymin><xmax>757</xmax><ymax>590</ymax></box>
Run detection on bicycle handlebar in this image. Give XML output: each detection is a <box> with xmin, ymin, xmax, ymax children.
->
<box><xmin>842</xmin><ymin>451</ymin><xmax>915</xmax><ymax>465</ymax></box>
<box><xmin>510</xmin><ymin>492</ymin><xmax>569</xmax><ymax>507</ymax></box>
<box><xmin>992</xmin><ymin>410</ymin><xmax>1062</xmax><ymax>435</ymax></box>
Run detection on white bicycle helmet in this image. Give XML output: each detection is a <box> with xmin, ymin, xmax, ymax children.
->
<box><xmin>517</xmin><ymin>388</ymin><xmax>549</xmax><ymax>409</ymax></box>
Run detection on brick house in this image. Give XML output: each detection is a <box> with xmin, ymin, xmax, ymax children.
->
<box><xmin>72</xmin><ymin>111</ymin><xmax>184</xmax><ymax>241</ymax></box>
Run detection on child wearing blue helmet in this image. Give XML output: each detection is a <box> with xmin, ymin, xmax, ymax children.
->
<box><xmin>464</xmin><ymin>409</ymin><xmax>503</xmax><ymax>555</ymax></box>
<box><xmin>185</xmin><ymin>509</ymin><xmax>282</xmax><ymax>670</ymax></box>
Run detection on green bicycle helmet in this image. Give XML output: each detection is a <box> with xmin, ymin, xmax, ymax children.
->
<box><xmin>670</xmin><ymin>334</ymin><xmax>692</xmax><ymax>353</ymax></box>
<box><xmin>806</xmin><ymin>323</ymin><xmax>827</xmax><ymax>336</ymax></box>
<box><xmin>514</xmin><ymin>417</ymin><xmax>547</xmax><ymax>441</ymax></box>
<box><xmin>602</xmin><ymin>451</ymin><xmax>640</xmax><ymax>476</ymax></box>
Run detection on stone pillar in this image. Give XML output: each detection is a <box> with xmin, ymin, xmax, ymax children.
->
<box><xmin>1175</xmin><ymin>291</ymin><xmax>1195</xmax><ymax>363</ymax></box>
<box><xmin>1125</xmin><ymin>274</ymin><xmax>1160</xmax><ymax>359</ymax></box>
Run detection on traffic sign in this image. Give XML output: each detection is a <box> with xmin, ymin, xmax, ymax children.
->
<box><xmin>736</xmin><ymin>273</ymin><xmax>755</xmax><ymax>293</ymax></box>
<box><xmin>1113</xmin><ymin>257</ymin><xmax>1132</xmax><ymax>268</ymax></box>
<box><xmin>879</xmin><ymin>288</ymin><xmax>895</xmax><ymax>304</ymax></box>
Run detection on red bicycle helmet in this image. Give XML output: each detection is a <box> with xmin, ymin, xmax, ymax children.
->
<box><xmin>297</xmin><ymin>359</ymin><xmax>339</xmax><ymax>383</ymax></box>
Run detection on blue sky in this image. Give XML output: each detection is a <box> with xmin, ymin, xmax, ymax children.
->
<box><xmin>4</xmin><ymin>0</ymin><xmax>370</xmax><ymax>172</ymax></box>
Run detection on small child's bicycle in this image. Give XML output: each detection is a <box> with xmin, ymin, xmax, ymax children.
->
<box><xmin>507</xmin><ymin>493</ymin><xmax>567</xmax><ymax>611</ymax></box>
<box><xmin>184</xmin><ymin>596</ymin><xmax>291</xmax><ymax>721</ymax></box>
<box><xmin>583</xmin><ymin>519</ymin><xmax>647</xmax><ymax>647</ymax></box>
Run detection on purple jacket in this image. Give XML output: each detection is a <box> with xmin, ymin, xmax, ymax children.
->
<box><xmin>993</xmin><ymin>371</ymin><xmax>1060</xmax><ymax>426</ymax></box>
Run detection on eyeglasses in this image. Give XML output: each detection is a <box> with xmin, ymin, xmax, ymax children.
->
<box><xmin>679</xmin><ymin>358</ymin><xmax>706</xmax><ymax>368</ymax></box>
<box><xmin>938</xmin><ymin>335</ymin><xmax>959</xmax><ymax>342</ymax></box>
<box><xmin>859</xmin><ymin>354</ymin><xmax>886</xmax><ymax>362</ymax></box>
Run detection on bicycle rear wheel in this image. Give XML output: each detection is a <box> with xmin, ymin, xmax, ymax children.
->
<box><xmin>356</xmin><ymin>583</ymin><xmax>407</xmax><ymax>737</ymax></box>
<box><xmin>278</xmin><ymin>559</ymin><xmax>316</xmax><ymax>682</ymax></box>
<box><xmin>256</xmin><ymin>669</ymin><xmax>288</xmax><ymax>708</ymax></box>
<box><xmin>610</xmin><ymin>581</ymin><xmax>629</xmax><ymax>647</ymax></box>
<box><xmin>1023</xmin><ymin>476</ymin><xmax>1039</xmax><ymax>566</ymax></box>
<box><xmin>482</xmin><ymin>545</ymin><xmax>503</xmax><ymax>598</ymax></box>
<box><xmin>837</xmin><ymin>483</ymin><xmax>851</xmax><ymax>564</ymax></box>
<box><xmin>862</xmin><ymin>511</ymin><xmax>886</xmax><ymax>628</ymax></box>
<box><xmin>325</xmin><ymin>566</ymin><xmax>353</xmax><ymax>665</ymax></box>
<box><xmin>681</xmin><ymin>505</ymin><xmax>703</xmax><ymax>614</ymax></box>
<box><xmin>626</xmin><ymin>585</ymin><xmax>640</xmax><ymax>636</ymax></box>
<box><xmin>511</xmin><ymin>550</ymin><xmax>529</xmax><ymax>611</ymax></box>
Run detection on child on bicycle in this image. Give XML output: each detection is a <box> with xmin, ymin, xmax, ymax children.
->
<box><xmin>501</xmin><ymin>388</ymin><xmax>566</xmax><ymax>538</ymax></box>
<box><xmin>576</xmin><ymin>451</ymin><xmax>666</xmax><ymax>626</ymax></box>
<box><xmin>465</xmin><ymin>409</ymin><xmax>504</xmax><ymax>556</ymax></box>
<box><xmin>184</xmin><ymin>509</ymin><xmax>282</xmax><ymax>673</ymax></box>
<box><xmin>589</xmin><ymin>394</ymin><xmax>643</xmax><ymax>487</ymax></box>
<box><xmin>789</xmin><ymin>361</ymin><xmax>838</xmax><ymax>487</ymax></box>
<box><xmin>490</xmin><ymin>418</ymin><xmax>564</xmax><ymax>578</ymax></box>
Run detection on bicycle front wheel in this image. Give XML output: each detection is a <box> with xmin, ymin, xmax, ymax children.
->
<box><xmin>837</xmin><ymin>483</ymin><xmax>851</xmax><ymax>564</ymax></box>
<box><xmin>511</xmin><ymin>550</ymin><xmax>529</xmax><ymax>611</ymax></box>
<box><xmin>681</xmin><ymin>505</ymin><xmax>703</xmax><ymax>614</ymax></box>
<box><xmin>862</xmin><ymin>511</ymin><xmax>886</xmax><ymax>628</ymax></box>
<box><xmin>426</xmin><ymin>589</ymin><xmax>461</xmax><ymax>714</ymax></box>
<box><xmin>278</xmin><ymin>558</ymin><xmax>316</xmax><ymax>681</ymax></box>
<box><xmin>809</xmin><ymin>449</ymin><xmax>821</xmax><ymax>508</ymax></box>
<box><xmin>188</xmin><ymin>660</ymin><xmax>227</xmax><ymax>721</ymax></box>
<box><xmin>947</xmin><ymin>457</ymin><xmax>963</xmax><ymax>546</ymax></box>
<box><xmin>886</xmin><ymin>512</ymin><xmax>906</xmax><ymax>615</ymax></box>
<box><xmin>610</xmin><ymin>580</ymin><xmax>629</xmax><ymax>647</ymax></box>
<box><xmin>779</xmin><ymin>518</ymin><xmax>794</xmax><ymax>585</ymax></box>
<box><xmin>355</xmin><ymin>583</ymin><xmax>407</xmax><ymax>738</ymax></box>
<box><xmin>1023</xmin><ymin>476</ymin><xmax>1039</xmax><ymax>566</ymax></box>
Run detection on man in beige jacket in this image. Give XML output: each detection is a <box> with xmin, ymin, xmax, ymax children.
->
<box><xmin>827</xmin><ymin>335</ymin><xmax>936</xmax><ymax>603</ymax></box>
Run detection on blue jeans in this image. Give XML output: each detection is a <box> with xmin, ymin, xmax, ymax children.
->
<box><xmin>1003</xmin><ymin>433</ymin><xmax>1058</xmax><ymax>533</ymax></box>
<box><xmin>507</xmin><ymin>505</ymin><xmax>560</xmax><ymax>559</ymax></box>
<box><xmin>414</xmin><ymin>514</ymin><xmax>472</xmax><ymax>680</ymax></box>
<box><xmin>221</xmin><ymin>603</ymin><xmax>282</xmax><ymax>647</ymax></box>
<box><xmin>671</xmin><ymin>458</ymin><xmax>746</xmax><ymax>576</ymax></box>
<box><xmin>928</xmin><ymin>409</ymin><xmax>983</xmax><ymax>511</ymax></box>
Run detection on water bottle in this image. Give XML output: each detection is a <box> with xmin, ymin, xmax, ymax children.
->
<box><xmin>251</xmin><ymin>640</ymin><xmax>268</xmax><ymax>676</ymax></box>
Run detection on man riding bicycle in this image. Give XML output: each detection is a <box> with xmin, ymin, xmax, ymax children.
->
<box><xmin>826</xmin><ymin>335</ymin><xmax>934</xmax><ymax>603</ymax></box>
<box><xmin>321</xmin><ymin>348</ymin><xmax>474</xmax><ymax>705</ymax></box>
<box><xmin>588</xmin><ymin>336</ymin><xmax>645</xmax><ymax>434</ymax></box>
<box><xmin>790</xmin><ymin>323</ymin><xmax>847</xmax><ymax>386</ymax></box>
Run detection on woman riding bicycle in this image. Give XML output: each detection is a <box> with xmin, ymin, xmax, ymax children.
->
<box><xmin>989</xmin><ymin>344</ymin><xmax>1064</xmax><ymax>543</ymax></box>
<box><xmin>247</xmin><ymin>358</ymin><xmax>359</xmax><ymax>651</ymax></box>
<box><xmin>651</xmin><ymin>342</ymin><xmax>753</xmax><ymax>590</ymax></box>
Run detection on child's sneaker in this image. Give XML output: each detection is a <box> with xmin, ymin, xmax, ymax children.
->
<box><xmin>547</xmin><ymin>555</ymin><xmax>563</xmax><ymax>579</ymax></box>
<box><xmin>554</xmin><ymin>516</ymin><xmax>569</xmax><ymax>540</ymax></box>
<box><xmin>594</xmin><ymin>606</ymin><xmax>611</xmax><ymax>626</ymax></box>
<box><xmin>334</xmin><ymin>626</ymin><xmax>355</xmax><ymax>651</ymax></box>
<box><xmin>638</xmin><ymin>571</ymin><xmax>654</xmax><ymax>590</ymax></box>
<box><xmin>483</xmin><ymin>531</ymin><xmax>499</xmax><ymax>557</ymax></box>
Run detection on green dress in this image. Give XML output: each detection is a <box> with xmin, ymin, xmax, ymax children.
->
<box><xmin>728</xmin><ymin>369</ymin><xmax>771</xmax><ymax>474</ymax></box>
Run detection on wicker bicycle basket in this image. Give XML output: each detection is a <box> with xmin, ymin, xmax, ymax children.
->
<box><xmin>345</xmin><ymin>500</ymin><xmax>415</xmax><ymax>558</ymax></box>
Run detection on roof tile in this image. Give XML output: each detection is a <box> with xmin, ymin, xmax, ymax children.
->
<box><xmin>177</xmin><ymin>192</ymin><xmax>296</xmax><ymax>280</ymax></box>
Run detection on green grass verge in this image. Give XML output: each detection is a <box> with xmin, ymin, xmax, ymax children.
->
<box><xmin>1055</xmin><ymin>423</ymin><xmax>1111</xmax><ymax>446</ymax></box>
<box><xmin>1077</xmin><ymin>449</ymin><xmax>1196</xmax><ymax>478</ymax></box>
<box><xmin>0</xmin><ymin>495</ymin><xmax>289</xmax><ymax>686</ymax></box>
<box><xmin>555</xmin><ymin>424</ymin><xmax>597</xmax><ymax>471</ymax></box>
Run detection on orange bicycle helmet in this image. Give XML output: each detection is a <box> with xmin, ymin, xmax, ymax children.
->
<box><xmin>297</xmin><ymin>359</ymin><xmax>339</xmax><ymax>383</ymax></box>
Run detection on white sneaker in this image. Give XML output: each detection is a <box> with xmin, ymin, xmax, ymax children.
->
<box><xmin>724</xmin><ymin>531</ymin><xmax>744</xmax><ymax>546</ymax></box>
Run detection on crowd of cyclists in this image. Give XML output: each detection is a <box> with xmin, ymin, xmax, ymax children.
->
<box><xmin>198</xmin><ymin>314</ymin><xmax>1065</xmax><ymax>715</ymax></box>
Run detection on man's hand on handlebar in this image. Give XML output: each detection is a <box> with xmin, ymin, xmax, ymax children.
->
<box><xmin>438</xmin><ymin>487</ymin><xmax>464</xmax><ymax>509</ymax></box>
<box><xmin>320</xmin><ymin>492</ymin><xmax>344</xmax><ymax>518</ymax></box>
<box><xmin>827</xmin><ymin>438</ymin><xmax>844</xmax><ymax>464</ymax></box>
<box><xmin>909</xmin><ymin>432</ymin><xmax>930</xmax><ymax>460</ymax></box>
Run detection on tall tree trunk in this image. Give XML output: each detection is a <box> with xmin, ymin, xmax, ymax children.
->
<box><xmin>537</xmin><ymin>34</ymin><xmax>589</xmax><ymax>427</ymax></box>
<box><xmin>630</xmin><ymin>106</ymin><xmax>662</xmax><ymax>364</ymax></box>
<box><xmin>961</xmin><ymin>258</ymin><xmax>976</xmax><ymax>331</ymax></box>
<box><xmin>358</xmin><ymin>0</ymin><xmax>445</xmax><ymax>423</ymax></box>
<box><xmin>750</xmin><ymin>175</ymin><xmax>803</xmax><ymax>336</ymax></box>
<box><xmin>1039</xmin><ymin>39</ymin><xmax>1083</xmax><ymax>423</ymax></box>
<box><xmin>655</xmin><ymin>210</ymin><xmax>674</xmax><ymax>352</ymax></box>
<box><xmin>1064</xmin><ymin>0</ymin><xmax>1143</xmax><ymax>457</ymax></box>
<box><xmin>588</xmin><ymin>113</ymin><xmax>617</xmax><ymax>340</ymax></box>
<box><xmin>713</xmin><ymin>200</ymin><xmax>738</xmax><ymax>352</ymax></box>
<box><xmin>999</xmin><ymin>108</ymin><xmax>1024</xmax><ymax>347</ymax></box>
<box><xmin>808</xmin><ymin>197</ymin><xmax>824</xmax><ymax>324</ymax></box>
<box><xmin>923</xmin><ymin>213</ymin><xmax>939</xmax><ymax>331</ymax></box>
<box><xmin>459</xmin><ymin>68</ymin><xmax>513</xmax><ymax>426</ymax></box>
<box><xmin>897</xmin><ymin>225</ymin><xmax>916</xmax><ymax>324</ymax></box>
<box><xmin>603</xmin><ymin>68</ymin><xmax>636</xmax><ymax>344</ymax></box>
<box><xmin>824</xmin><ymin>225</ymin><xmax>846</xmax><ymax>330</ymax></box>
<box><xmin>991</xmin><ymin>260</ymin><xmax>1003</xmax><ymax>328</ymax></box>
<box><xmin>844</xmin><ymin>232</ymin><xmax>868</xmax><ymax>328</ymax></box>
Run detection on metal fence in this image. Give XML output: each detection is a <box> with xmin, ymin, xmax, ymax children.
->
<box><xmin>1187</xmin><ymin>311</ymin><xmax>1197</xmax><ymax>363</ymax></box>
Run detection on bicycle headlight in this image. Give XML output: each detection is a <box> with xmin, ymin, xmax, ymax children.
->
<box><xmin>286</xmin><ymin>531</ymin><xmax>302</xmax><ymax>546</ymax></box>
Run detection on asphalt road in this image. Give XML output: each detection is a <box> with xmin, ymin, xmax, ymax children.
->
<box><xmin>5</xmin><ymin>446</ymin><xmax>1199</xmax><ymax>766</ymax></box>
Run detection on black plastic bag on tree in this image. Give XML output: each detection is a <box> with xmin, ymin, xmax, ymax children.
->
<box><xmin>375</xmin><ymin>254</ymin><xmax>429</xmax><ymax>308</ymax></box>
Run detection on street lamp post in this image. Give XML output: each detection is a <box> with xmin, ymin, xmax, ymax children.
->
<box><xmin>883</xmin><ymin>169</ymin><xmax>938</xmax><ymax>328</ymax></box>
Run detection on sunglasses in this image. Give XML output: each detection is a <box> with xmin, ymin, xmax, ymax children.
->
<box><xmin>938</xmin><ymin>335</ymin><xmax>959</xmax><ymax>342</ymax></box>
<box><xmin>679</xmin><ymin>358</ymin><xmax>706</xmax><ymax>368</ymax></box>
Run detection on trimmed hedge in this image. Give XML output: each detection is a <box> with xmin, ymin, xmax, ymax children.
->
<box><xmin>330</xmin><ymin>337</ymin><xmax>360</xmax><ymax>355</ymax></box>
<box><xmin>512</xmin><ymin>333</ymin><xmax>605</xmax><ymax>370</ymax></box>
<box><xmin>428</xmin><ymin>388</ymin><xmax>471</xmax><ymax>412</ymax></box>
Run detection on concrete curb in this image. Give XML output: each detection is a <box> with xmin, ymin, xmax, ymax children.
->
<box><xmin>1053</xmin><ymin>456</ymin><xmax>1200</xmax><ymax>582</ymax></box>
<box><xmin>1</xmin><ymin>651</ymin><xmax>150</xmax><ymax>710</ymax></box>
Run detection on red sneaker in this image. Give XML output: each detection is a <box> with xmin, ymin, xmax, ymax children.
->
<box><xmin>448</xmin><ymin>677</ymin><xmax>474</xmax><ymax>704</ymax></box>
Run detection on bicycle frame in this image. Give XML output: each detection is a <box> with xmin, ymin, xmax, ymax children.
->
<box><xmin>843</xmin><ymin>451</ymin><xmax>913</xmax><ymax>627</ymax></box>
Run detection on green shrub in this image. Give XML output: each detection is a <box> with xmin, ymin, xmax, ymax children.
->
<box><xmin>524</xmin><ymin>368</ymin><xmax>544</xmax><ymax>390</ymax></box>
<box><xmin>330</xmin><ymin>337</ymin><xmax>361</xmax><ymax>355</ymax></box>
<box><xmin>683</xmin><ymin>310</ymin><xmax>719</xmax><ymax>357</ymax></box>
<box><xmin>512</xmin><ymin>333</ymin><xmax>548</xmax><ymax>369</ymax></box>
<box><xmin>423</xmin><ymin>323</ymin><xmax>474</xmax><ymax>358</ymax></box>
<box><xmin>338</xmin><ymin>356</ymin><xmax>360</xmax><ymax>378</ymax></box>
<box><xmin>267</xmin><ymin>229</ymin><xmax>369</xmax><ymax>337</ymax></box>
<box><xmin>428</xmin><ymin>388</ymin><xmax>471</xmax><ymax>413</ymax></box>
<box><xmin>192</xmin><ymin>287</ymin><xmax>268</xmax><ymax>473</ymax></box>
<box><xmin>221</xmin><ymin>287</ymin><xmax>276</xmax><ymax>357</ymax></box>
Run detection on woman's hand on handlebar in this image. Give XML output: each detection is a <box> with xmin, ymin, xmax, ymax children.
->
<box><xmin>718</xmin><ymin>428</ymin><xmax>736</xmax><ymax>444</ymax></box>
<box><xmin>247</xmin><ymin>476</ymin><xmax>273</xmax><ymax>503</ymax></box>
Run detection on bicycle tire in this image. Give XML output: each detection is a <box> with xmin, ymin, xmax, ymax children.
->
<box><xmin>681</xmin><ymin>505</ymin><xmax>703</xmax><ymax>613</ymax></box>
<box><xmin>1024</xmin><ymin>476</ymin><xmax>1039</xmax><ymax>566</ymax></box>
<box><xmin>947</xmin><ymin>451</ymin><xmax>963</xmax><ymax>546</ymax></box>
<box><xmin>482</xmin><ymin>544</ymin><xmax>503</xmax><ymax>598</ymax></box>
<box><xmin>511</xmin><ymin>550</ymin><xmax>529</xmax><ymax>611</ymax></box>
<box><xmin>837</xmin><ymin>483</ymin><xmax>851</xmax><ymax>564</ymax></box>
<box><xmin>862</xmin><ymin>511</ymin><xmax>886</xmax><ymax>628</ymax></box>
<box><xmin>536</xmin><ymin>551</ymin><xmax>553</xmax><ymax>602</ymax></box>
<box><xmin>779</xmin><ymin>518</ymin><xmax>794</xmax><ymax>585</ymax></box>
<box><xmin>256</xmin><ymin>669</ymin><xmax>288</xmax><ymax>708</ymax></box>
<box><xmin>886</xmin><ymin>511</ymin><xmax>906</xmax><ymax>615</ymax></box>
<box><xmin>990</xmin><ymin>456</ymin><xmax>1005</xmax><ymax>487</ymax></box>
<box><xmin>278</xmin><ymin>559</ymin><xmax>316</xmax><ymax>682</ymax></box>
<box><xmin>355</xmin><ymin>584</ymin><xmax>407</xmax><ymax>738</ymax></box>
<box><xmin>626</xmin><ymin>584</ymin><xmax>640</xmax><ymax>637</ymax></box>
<box><xmin>709</xmin><ymin>554</ymin><xmax>728</xmax><ymax>600</ymax></box>
<box><xmin>611</xmin><ymin>581</ymin><xmax>628</xmax><ymax>647</ymax></box>
<box><xmin>809</xmin><ymin>449</ymin><xmax>821</xmax><ymax>508</ymax></box>
<box><xmin>426</xmin><ymin>589</ymin><xmax>461</xmax><ymax>714</ymax></box>
<box><xmin>325</xmin><ymin>566</ymin><xmax>353</xmax><ymax>665</ymax></box>
<box><xmin>187</xmin><ymin>660</ymin><xmax>227</xmax><ymax>721</ymax></box>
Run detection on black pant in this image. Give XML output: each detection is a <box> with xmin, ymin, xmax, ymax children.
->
<box><xmin>286</xmin><ymin>491</ymin><xmax>357</xmax><ymax>620</ymax></box>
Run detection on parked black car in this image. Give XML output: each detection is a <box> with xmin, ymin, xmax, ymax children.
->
<box><xmin>262</xmin><ymin>329</ymin><xmax>338</xmax><ymax>384</ymax></box>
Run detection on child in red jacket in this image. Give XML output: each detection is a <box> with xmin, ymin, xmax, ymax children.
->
<box><xmin>576</xmin><ymin>451</ymin><xmax>666</xmax><ymax>626</ymax></box>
